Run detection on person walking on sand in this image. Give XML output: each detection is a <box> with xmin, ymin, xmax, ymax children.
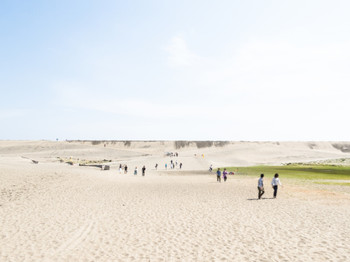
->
<box><xmin>134</xmin><ymin>167</ymin><xmax>138</xmax><ymax>175</ymax></box>
<box><xmin>223</xmin><ymin>169</ymin><xmax>228</xmax><ymax>182</ymax></box>
<box><xmin>271</xmin><ymin>173</ymin><xmax>282</xmax><ymax>198</ymax></box>
<box><xmin>142</xmin><ymin>166</ymin><xmax>146</xmax><ymax>176</ymax></box>
<box><xmin>119</xmin><ymin>164</ymin><xmax>122</xmax><ymax>174</ymax></box>
<box><xmin>155</xmin><ymin>163</ymin><xmax>158</xmax><ymax>170</ymax></box>
<box><xmin>216</xmin><ymin>168</ymin><xmax>221</xmax><ymax>182</ymax></box>
<box><xmin>258</xmin><ymin>174</ymin><xmax>265</xmax><ymax>199</ymax></box>
<box><xmin>124</xmin><ymin>165</ymin><xmax>128</xmax><ymax>174</ymax></box>
<box><xmin>179</xmin><ymin>163</ymin><xmax>182</xmax><ymax>169</ymax></box>
<box><xmin>165</xmin><ymin>163</ymin><xmax>167</xmax><ymax>170</ymax></box>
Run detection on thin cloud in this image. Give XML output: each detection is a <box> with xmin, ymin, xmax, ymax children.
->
<box><xmin>164</xmin><ymin>35</ymin><xmax>201</xmax><ymax>67</ymax></box>
<box><xmin>0</xmin><ymin>109</ymin><xmax>27</xmax><ymax>119</ymax></box>
<box><xmin>53</xmin><ymin>83</ymin><xmax>241</xmax><ymax>120</ymax></box>
<box><xmin>165</xmin><ymin>37</ymin><xmax>350</xmax><ymax>100</ymax></box>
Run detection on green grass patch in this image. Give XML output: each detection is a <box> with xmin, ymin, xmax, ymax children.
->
<box><xmin>314</xmin><ymin>182</ymin><xmax>350</xmax><ymax>186</ymax></box>
<box><xmin>224</xmin><ymin>165</ymin><xmax>350</xmax><ymax>180</ymax></box>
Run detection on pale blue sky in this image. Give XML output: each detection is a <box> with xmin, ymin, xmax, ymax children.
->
<box><xmin>1</xmin><ymin>0</ymin><xmax>350</xmax><ymax>140</ymax></box>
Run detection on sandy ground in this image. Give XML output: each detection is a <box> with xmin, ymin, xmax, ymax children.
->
<box><xmin>0</xmin><ymin>141</ymin><xmax>350</xmax><ymax>261</ymax></box>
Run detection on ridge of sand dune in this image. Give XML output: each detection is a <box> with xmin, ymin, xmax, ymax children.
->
<box><xmin>0</xmin><ymin>141</ymin><xmax>349</xmax><ymax>261</ymax></box>
<box><xmin>1</xmin><ymin>140</ymin><xmax>350</xmax><ymax>168</ymax></box>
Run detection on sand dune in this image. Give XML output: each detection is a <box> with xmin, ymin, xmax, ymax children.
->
<box><xmin>2</xmin><ymin>140</ymin><xmax>350</xmax><ymax>168</ymax></box>
<box><xmin>0</xmin><ymin>141</ymin><xmax>349</xmax><ymax>261</ymax></box>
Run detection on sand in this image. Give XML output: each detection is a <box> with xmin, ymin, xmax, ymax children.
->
<box><xmin>0</xmin><ymin>141</ymin><xmax>350</xmax><ymax>261</ymax></box>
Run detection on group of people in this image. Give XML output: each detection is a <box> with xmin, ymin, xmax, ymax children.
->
<box><xmin>258</xmin><ymin>173</ymin><xmax>282</xmax><ymax>199</ymax></box>
<box><xmin>167</xmin><ymin>152</ymin><xmax>179</xmax><ymax>157</ymax></box>
<box><xmin>119</xmin><ymin>164</ymin><xmax>146</xmax><ymax>176</ymax></box>
<box><xmin>162</xmin><ymin>160</ymin><xmax>183</xmax><ymax>170</ymax></box>
<box><xmin>118</xmin><ymin>160</ymin><xmax>185</xmax><ymax>176</ymax></box>
<box><xmin>215</xmin><ymin>168</ymin><xmax>283</xmax><ymax>199</ymax></box>
<box><xmin>216</xmin><ymin>168</ymin><xmax>228</xmax><ymax>182</ymax></box>
<box><xmin>119</xmin><ymin>164</ymin><xmax>128</xmax><ymax>174</ymax></box>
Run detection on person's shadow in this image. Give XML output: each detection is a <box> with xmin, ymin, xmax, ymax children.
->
<box><xmin>247</xmin><ymin>197</ymin><xmax>275</xmax><ymax>201</ymax></box>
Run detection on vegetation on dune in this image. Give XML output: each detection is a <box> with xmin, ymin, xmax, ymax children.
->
<box><xmin>224</xmin><ymin>165</ymin><xmax>350</xmax><ymax>180</ymax></box>
<box><xmin>57</xmin><ymin>157</ymin><xmax>112</xmax><ymax>165</ymax></box>
<box><xmin>332</xmin><ymin>143</ymin><xmax>350</xmax><ymax>153</ymax></box>
<box><xmin>174</xmin><ymin>141</ymin><xmax>230</xmax><ymax>149</ymax></box>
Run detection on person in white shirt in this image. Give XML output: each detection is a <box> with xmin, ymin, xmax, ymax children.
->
<box><xmin>271</xmin><ymin>173</ymin><xmax>282</xmax><ymax>198</ymax></box>
<box><xmin>257</xmin><ymin>174</ymin><xmax>265</xmax><ymax>199</ymax></box>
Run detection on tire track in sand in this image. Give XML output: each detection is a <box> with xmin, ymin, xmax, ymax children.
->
<box><xmin>54</xmin><ymin>219</ymin><xmax>95</xmax><ymax>255</ymax></box>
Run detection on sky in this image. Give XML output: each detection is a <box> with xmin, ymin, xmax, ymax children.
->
<box><xmin>1</xmin><ymin>0</ymin><xmax>350</xmax><ymax>140</ymax></box>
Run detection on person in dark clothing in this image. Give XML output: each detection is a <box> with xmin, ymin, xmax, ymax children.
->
<box><xmin>223</xmin><ymin>168</ymin><xmax>228</xmax><ymax>182</ymax></box>
<box><xmin>142</xmin><ymin>166</ymin><xmax>146</xmax><ymax>176</ymax></box>
<box><xmin>258</xmin><ymin>174</ymin><xmax>265</xmax><ymax>199</ymax></box>
<box><xmin>216</xmin><ymin>168</ymin><xmax>221</xmax><ymax>182</ymax></box>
